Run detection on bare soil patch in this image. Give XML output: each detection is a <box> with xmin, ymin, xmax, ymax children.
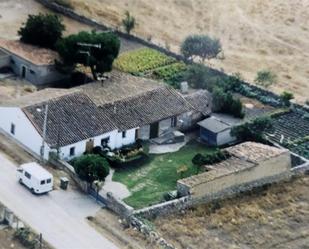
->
<box><xmin>68</xmin><ymin>0</ymin><xmax>309</xmax><ymax>103</ymax></box>
<box><xmin>154</xmin><ymin>175</ymin><xmax>309</xmax><ymax>249</ymax></box>
<box><xmin>0</xmin><ymin>227</ymin><xmax>27</xmax><ymax>249</ymax></box>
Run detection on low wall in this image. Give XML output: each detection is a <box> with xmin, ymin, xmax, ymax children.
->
<box><xmin>105</xmin><ymin>192</ymin><xmax>133</xmax><ymax>218</ymax></box>
<box><xmin>49</xmin><ymin>158</ymin><xmax>89</xmax><ymax>192</ymax></box>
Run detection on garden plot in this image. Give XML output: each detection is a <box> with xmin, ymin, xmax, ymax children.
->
<box><xmin>266</xmin><ymin>111</ymin><xmax>309</xmax><ymax>159</ymax></box>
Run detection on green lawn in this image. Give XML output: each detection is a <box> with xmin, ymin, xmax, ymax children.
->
<box><xmin>112</xmin><ymin>141</ymin><xmax>216</xmax><ymax>209</ymax></box>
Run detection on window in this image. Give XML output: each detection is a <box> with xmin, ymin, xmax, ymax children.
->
<box><xmin>47</xmin><ymin>179</ymin><xmax>51</xmax><ymax>184</ymax></box>
<box><xmin>122</xmin><ymin>131</ymin><xmax>127</xmax><ymax>138</ymax></box>
<box><xmin>101</xmin><ymin>137</ymin><xmax>110</xmax><ymax>147</ymax></box>
<box><xmin>30</xmin><ymin>70</ymin><xmax>36</xmax><ymax>75</ymax></box>
<box><xmin>171</xmin><ymin>117</ymin><xmax>177</xmax><ymax>128</ymax></box>
<box><xmin>69</xmin><ymin>147</ymin><xmax>75</xmax><ymax>156</ymax></box>
<box><xmin>10</xmin><ymin>123</ymin><xmax>15</xmax><ymax>135</ymax></box>
<box><xmin>25</xmin><ymin>172</ymin><xmax>31</xmax><ymax>179</ymax></box>
<box><xmin>10</xmin><ymin>59</ymin><xmax>15</xmax><ymax>65</ymax></box>
<box><xmin>40</xmin><ymin>180</ymin><xmax>46</xmax><ymax>185</ymax></box>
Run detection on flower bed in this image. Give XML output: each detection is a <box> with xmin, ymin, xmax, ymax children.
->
<box><xmin>114</xmin><ymin>48</ymin><xmax>176</xmax><ymax>74</ymax></box>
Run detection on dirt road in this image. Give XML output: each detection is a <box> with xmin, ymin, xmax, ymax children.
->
<box><xmin>0</xmin><ymin>151</ymin><xmax>119</xmax><ymax>249</ymax></box>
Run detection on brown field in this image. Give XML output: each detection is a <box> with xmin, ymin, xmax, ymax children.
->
<box><xmin>67</xmin><ymin>0</ymin><xmax>309</xmax><ymax>103</ymax></box>
<box><xmin>153</xmin><ymin>175</ymin><xmax>309</xmax><ymax>249</ymax></box>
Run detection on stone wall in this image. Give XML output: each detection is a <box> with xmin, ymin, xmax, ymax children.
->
<box><xmin>105</xmin><ymin>192</ymin><xmax>134</xmax><ymax>218</ymax></box>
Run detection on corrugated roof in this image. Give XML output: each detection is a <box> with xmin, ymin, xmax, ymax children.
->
<box><xmin>23</xmin><ymin>93</ymin><xmax>117</xmax><ymax>147</ymax></box>
<box><xmin>197</xmin><ymin>117</ymin><xmax>231</xmax><ymax>133</ymax></box>
<box><xmin>0</xmin><ymin>39</ymin><xmax>59</xmax><ymax>66</ymax></box>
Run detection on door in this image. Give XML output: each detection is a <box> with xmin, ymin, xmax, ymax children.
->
<box><xmin>21</xmin><ymin>66</ymin><xmax>26</xmax><ymax>78</ymax></box>
<box><xmin>149</xmin><ymin>122</ymin><xmax>159</xmax><ymax>139</ymax></box>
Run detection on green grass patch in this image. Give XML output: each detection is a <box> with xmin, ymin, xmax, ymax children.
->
<box><xmin>114</xmin><ymin>48</ymin><xmax>176</xmax><ymax>74</ymax></box>
<box><xmin>113</xmin><ymin>141</ymin><xmax>216</xmax><ymax>209</ymax></box>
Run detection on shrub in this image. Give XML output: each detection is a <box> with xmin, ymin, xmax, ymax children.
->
<box><xmin>254</xmin><ymin>70</ymin><xmax>277</xmax><ymax>88</ymax></box>
<box><xmin>192</xmin><ymin>150</ymin><xmax>230</xmax><ymax>167</ymax></box>
<box><xmin>114</xmin><ymin>48</ymin><xmax>176</xmax><ymax>73</ymax></box>
<box><xmin>14</xmin><ymin>227</ymin><xmax>37</xmax><ymax>249</ymax></box>
<box><xmin>18</xmin><ymin>13</ymin><xmax>65</xmax><ymax>49</ymax></box>
<box><xmin>212</xmin><ymin>87</ymin><xmax>244</xmax><ymax>118</ymax></box>
<box><xmin>74</xmin><ymin>154</ymin><xmax>110</xmax><ymax>183</ymax></box>
<box><xmin>122</xmin><ymin>11</ymin><xmax>135</xmax><ymax>34</ymax></box>
<box><xmin>231</xmin><ymin>116</ymin><xmax>272</xmax><ymax>142</ymax></box>
<box><xmin>280</xmin><ymin>91</ymin><xmax>294</xmax><ymax>106</ymax></box>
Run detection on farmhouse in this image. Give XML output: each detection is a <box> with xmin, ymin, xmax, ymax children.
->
<box><xmin>0</xmin><ymin>39</ymin><xmax>67</xmax><ymax>85</ymax></box>
<box><xmin>177</xmin><ymin>142</ymin><xmax>291</xmax><ymax>198</ymax></box>
<box><xmin>0</xmin><ymin>72</ymin><xmax>211</xmax><ymax>160</ymax></box>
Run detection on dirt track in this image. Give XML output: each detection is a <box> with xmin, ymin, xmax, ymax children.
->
<box><xmin>67</xmin><ymin>0</ymin><xmax>309</xmax><ymax>103</ymax></box>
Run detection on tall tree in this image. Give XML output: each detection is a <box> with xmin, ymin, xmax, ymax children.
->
<box><xmin>122</xmin><ymin>11</ymin><xmax>136</xmax><ymax>35</ymax></box>
<box><xmin>56</xmin><ymin>31</ymin><xmax>120</xmax><ymax>80</ymax></box>
<box><xmin>181</xmin><ymin>35</ymin><xmax>222</xmax><ymax>62</ymax></box>
<box><xmin>18</xmin><ymin>13</ymin><xmax>65</xmax><ymax>49</ymax></box>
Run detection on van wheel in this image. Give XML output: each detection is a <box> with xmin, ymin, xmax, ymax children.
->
<box><xmin>19</xmin><ymin>179</ymin><xmax>23</xmax><ymax>185</ymax></box>
<box><xmin>31</xmin><ymin>188</ymin><xmax>35</xmax><ymax>194</ymax></box>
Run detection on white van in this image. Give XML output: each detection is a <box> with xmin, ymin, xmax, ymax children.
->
<box><xmin>17</xmin><ymin>162</ymin><xmax>53</xmax><ymax>194</ymax></box>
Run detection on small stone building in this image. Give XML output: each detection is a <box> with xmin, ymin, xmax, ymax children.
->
<box><xmin>0</xmin><ymin>39</ymin><xmax>67</xmax><ymax>85</ymax></box>
<box><xmin>197</xmin><ymin>117</ymin><xmax>236</xmax><ymax>146</ymax></box>
<box><xmin>177</xmin><ymin>142</ymin><xmax>291</xmax><ymax>198</ymax></box>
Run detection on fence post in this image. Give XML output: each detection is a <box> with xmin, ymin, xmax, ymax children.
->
<box><xmin>39</xmin><ymin>233</ymin><xmax>43</xmax><ymax>249</ymax></box>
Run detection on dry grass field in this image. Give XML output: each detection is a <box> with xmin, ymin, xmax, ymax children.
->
<box><xmin>154</xmin><ymin>175</ymin><xmax>309</xmax><ymax>249</ymax></box>
<box><xmin>67</xmin><ymin>0</ymin><xmax>309</xmax><ymax>103</ymax></box>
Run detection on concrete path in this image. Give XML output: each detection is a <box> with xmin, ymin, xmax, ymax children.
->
<box><xmin>100</xmin><ymin>169</ymin><xmax>131</xmax><ymax>200</ymax></box>
<box><xmin>0</xmin><ymin>152</ymin><xmax>119</xmax><ymax>249</ymax></box>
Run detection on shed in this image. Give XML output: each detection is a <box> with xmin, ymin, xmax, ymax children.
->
<box><xmin>197</xmin><ymin>117</ymin><xmax>236</xmax><ymax>146</ymax></box>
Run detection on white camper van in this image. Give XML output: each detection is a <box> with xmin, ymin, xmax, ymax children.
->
<box><xmin>17</xmin><ymin>162</ymin><xmax>53</xmax><ymax>194</ymax></box>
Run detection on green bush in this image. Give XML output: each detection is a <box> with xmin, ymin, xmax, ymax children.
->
<box><xmin>192</xmin><ymin>150</ymin><xmax>230</xmax><ymax>167</ymax></box>
<box><xmin>18</xmin><ymin>13</ymin><xmax>65</xmax><ymax>49</ymax></box>
<box><xmin>231</xmin><ymin>116</ymin><xmax>272</xmax><ymax>142</ymax></box>
<box><xmin>74</xmin><ymin>154</ymin><xmax>110</xmax><ymax>183</ymax></box>
<box><xmin>114</xmin><ymin>48</ymin><xmax>176</xmax><ymax>73</ymax></box>
<box><xmin>254</xmin><ymin>69</ymin><xmax>277</xmax><ymax>88</ymax></box>
<box><xmin>212</xmin><ymin>87</ymin><xmax>244</xmax><ymax>118</ymax></box>
<box><xmin>14</xmin><ymin>227</ymin><xmax>37</xmax><ymax>249</ymax></box>
<box><xmin>280</xmin><ymin>91</ymin><xmax>294</xmax><ymax>106</ymax></box>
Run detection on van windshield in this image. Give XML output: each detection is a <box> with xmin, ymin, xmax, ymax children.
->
<box><xmin>47</xmin><ymin>179</ymin><xmax>51</xmax><ymax>184</ymax></box>
<box><xmin>41</xmin><ymin>180</ymin><xmax>46</xmax><ymax>185</ymax></box>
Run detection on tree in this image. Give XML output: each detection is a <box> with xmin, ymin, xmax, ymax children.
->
<box><xmin>122</xmin><ymin>11</ymin><xmax>135</xmax><ymax>35</ymax></box>
<box><xmin>74</xmin><ymin>155</ymin><xmax>110</xmax><ymax>184</ymax></box>
<box><xmin>56</xmin><ymin>31</ymin><xmax>120</xmax><ymax>80</ymax></box>
<box><xmin>231</xmin><ymin>116</ymin><xmax>272</xmax><ymax>142</ymax></box>
<box><xmin>280</xmin><ymin>91</ymin><xmax>294</xmax><ymax>106</ymax></box>
<box><xmin>181</xmin><ymin>35</ymin><xmax>222</xmax><ymax>62</ymax></box>
<box><xmin>212</xmin><ymin>87</ymin><xmax>244</xmax><ymax>118</ymax></box>
<box><xmin>18</xmin><ymin>13</ymin><xmax>65</xmax><ymax>49</ymax></box>
<box><xmin>254</xmin><ymin>70</ymin><xmax>277</xmax><ymax>88</ymax></box>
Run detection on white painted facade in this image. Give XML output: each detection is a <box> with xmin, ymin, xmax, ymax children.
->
<box><xmin>0</xmin><ymin>107</ymin><xmax>50</xmax><ymax>159</ymax></box>
<box><xmin>216</xmin><ymin>129</ymin><xmax>236</xmax><ymax>146</ymax></box>
<box><xmin>0</xmin><ymin>107</ymin><xmax>137</xmax><ymax>161</ymax></box>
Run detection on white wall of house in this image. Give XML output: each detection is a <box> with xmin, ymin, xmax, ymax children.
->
<box><xmin>9</xmin><ymin>54</ymin><xmax>67</xmax><ymax>85</ymax></box>
<box><xmin>115</xmin><ymin>128</ymin><xmax>137</xmax><ymax>148</ymax></box>
<box><xmin>216</xmin><ymin>129</ymin><xmax>236</xmax><ymax>146</ymax></box>
<box><xmin>0</xmin><ymin>107</ymin><xmax>50</xmax><ymax>159</ymax></box>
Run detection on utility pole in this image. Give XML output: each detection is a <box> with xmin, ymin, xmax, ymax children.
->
<box><xmin>40</xmin><ymin>104</ymin><xmax>48</xmax><ymax>163</ymax></box>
